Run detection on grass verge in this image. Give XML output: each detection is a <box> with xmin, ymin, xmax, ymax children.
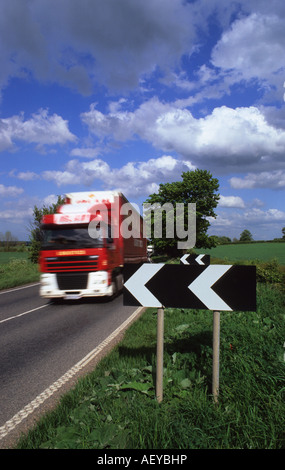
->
<box><xmin>0</xmin><ymin>257</ymin><xmax>40</xmax><ymax>290</ymax></box>
<box><xmin>16</xmin><ymin>283</ymin><xmax>285</xmax><ymax>449</ymax></box>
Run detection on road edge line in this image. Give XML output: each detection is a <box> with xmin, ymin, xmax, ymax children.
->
<box><xmin>0</xmin><ymin>306</ymin><xmax>145</xmax><ymax>442</ymax></box>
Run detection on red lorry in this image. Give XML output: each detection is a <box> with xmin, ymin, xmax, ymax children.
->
<box><xmin>39</xmin><ymin>191</ymin><xmax>147</xmax><ymax>300</ymax></box>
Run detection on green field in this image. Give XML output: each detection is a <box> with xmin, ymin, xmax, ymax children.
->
<box><xmin>195</xmin><ymin>242</ymin><xmax>285</xmax><ymax>265</ymax></box>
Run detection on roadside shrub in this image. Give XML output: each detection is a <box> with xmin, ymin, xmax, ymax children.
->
<box><xmin>256</xmin><ymin>258</ymin><xmax>283</xmax><ymax>284</ymax></box>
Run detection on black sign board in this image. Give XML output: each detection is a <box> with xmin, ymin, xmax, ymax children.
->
<box><xmin>123</xmin><ymin>263</ymin><xmax>256</xmax><ymax>311</ymax></box>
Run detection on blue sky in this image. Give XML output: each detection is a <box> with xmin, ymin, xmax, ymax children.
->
<box><xmin>0</xmin><ymin>0</ymin><xmax>285</xmax><ymax>241</ymax></box>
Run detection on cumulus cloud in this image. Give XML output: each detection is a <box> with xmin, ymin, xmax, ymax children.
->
<box><xmin>13</xmin><ymin>171</ymin><xmax>39</xmax><ymax>181</ymax></box>
<box><xmin>42</xmin><ymin>155</ymin><xmax>195</xmax><ymax>197</ymax></box>
<box><xmin>70</xmin><ymin>147</ymin><xmax>103</xmax><ymax>159</ymax></box>
<box><xmin>211</xmin><ymin>11</ymin><xmax>285</xmax><ymax>102</ymax></box>
<box><xmin>212</xmin><ymin>13</ymin><xmax>285</xmax><ymax>80</ymax></box>
<box><xmin>245</xmin><ymin>207</ymin><xmax>285</xmax><ymax>222</ymax></box>
<box><xmin>0</xmin><ymin>183</ymin><xmax>24</xmax><ymax>197</ymax></box>
<box><xmin>0</xmin><ymin>109</ymin><xmax>76</xmax><ymax>151</ymax></box>
<box><xmin>219</xmin><ymin>195</ymin><xmax>245</xmax><ymax>208</ymax></box>
<box><xmin>230</xmin><ymin>170</ymin><xmax>285</xmax><ymax>189</ymax></box>
<box><xmin>81</xmin><ymin>99</ymin><xmax>285</xmax><ymax>172</ymax></box>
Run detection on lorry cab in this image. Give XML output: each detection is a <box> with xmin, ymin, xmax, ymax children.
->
<box><xmin>39</xmin><ymin>191</ymin><xmax>147</xmax><ymax>300</ymax></box>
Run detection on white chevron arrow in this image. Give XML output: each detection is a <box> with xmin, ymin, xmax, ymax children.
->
<box><xmin>196</xmin><ymin>254</ymin><xmax>205</xmax><ymax>265</ymax></box>
<box><xmin>124</xmin><ymin>263</ymin><xmax>164</xmax><ymax>307</ymax></box>
<box><xmin>180</xmin><ymin>254</ymin><xmax>206</xmax><ymax>265</ymax></box>
<box><xmin>188</xmin><ymin>265</ymin><xmax>233</xmax><ymax>311</ymax></box>
<box><xmin>180</xmin><ymin>254</ymin><xmax>189</xmax><ymax>264</ymax></box>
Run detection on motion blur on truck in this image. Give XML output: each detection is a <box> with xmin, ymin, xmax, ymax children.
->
<box><xmin>39</xmin><ymin>191</ymin><xmax>147</xmax><ymax>300</ymax></box>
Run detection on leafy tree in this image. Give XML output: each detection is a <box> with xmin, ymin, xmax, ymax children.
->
<box><xmin>144</xmin><ymin>169</ymin><xmax>220</xmax><ymax>255</ymax></box>
<box><xmin>239</xmin><ymin>229</ymin><xmax>253</xmax><ymax>242</ymax></box>
<box><xmin>282</xmin><ymin>227</ymin><xmax>285</xmax><ymax>240</ymax></box>
<box><xmin>212</xmin><ymin>235</ymin><xmax>231</xmax><ymax>245</ymax></box>
<box><xmin>219</xmin><ymin>236</ymin><xmax>231</xmax><ymax>244</ymax></box>
<box><xmin>28</xmin><ymin>195</ymin><xmax>65</xmax><ymax>263</ymax></box>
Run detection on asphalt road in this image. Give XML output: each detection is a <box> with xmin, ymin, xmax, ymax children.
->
<box><xmin>0</xmin><ymin>283</ymin><xmax>143</xmax><ymax>447</ymax></box>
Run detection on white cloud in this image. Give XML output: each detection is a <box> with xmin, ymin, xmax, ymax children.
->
<box><xmin>243</xmin><ymin>207</ymin><xmax>285</xmax><ymax>223</ymax></box>
<box><xmin>42</xmin><ymin>155</ymin><xmax>195</xmax><ymax>197</ymax></box>
<box><xmin>0</xmin><ymin>208</ymin><xmax>33</xmax><ymax>222</ymax></box>
<box><xmin>211</xmin><ymin>12</ymin><xmax>285</xmax><ymax>103</ymax></box>
<box><xmin>212</xmin><ymin>13</ymin><xmax>285</xmax><ymax>80</ymax></box>
<box><xmin>43</xmin><ymin>169</ymin><xmax>80</xmax><ymax>187</ymax></box>
<box><xmin>167</xmin><ymin>6</ymin><xmax>285</xmax><ymax>106</ymax></box>
<box><xmin>0</xmin><ymin>183</ymin><xmax>24</xmax><ymax>197</ymax></box>
<box><xmin>230</xmin><ymin>170</ymin><xmax>285</xmax><ymax>189</ymax></box>
<box><xmin>0</xmin><ymin>109</ymin><xmax>76</xmax><ymax>151</ymax></box>
<box><xmin>219</xmin><ymin>195</ymin><xmax>245</xmax><ymax>208</ymax></box>
<box><xmin>81</xmin><ymin>100</ymin><xmax>285</xmax><ymax>173</ymax></box>
<box><xmin>14</xmin><ymin>171</ymin><xmax>39</xmax><ymax>181</ymax></box>
<box><xmin>70</xmin><ymin>147</ymin><xmax>103</xmax><ymax>159</ymax></box>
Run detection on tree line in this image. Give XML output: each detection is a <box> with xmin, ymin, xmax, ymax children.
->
<box><xmin>3</xmin><ymin>169</ymin><xmax>285</xmax><ymax>259</ymax></box>
<box><xmin>212</xmin><ymin>227</ymin><xmax>285</xmax><ymax>245</ymax></box>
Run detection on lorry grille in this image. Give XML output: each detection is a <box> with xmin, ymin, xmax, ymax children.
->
<box><xmin>56</xmin><ymin>272</ymin><xmax>88</xmax><ymax>290</ymax></box>
<box><xmin>45</xmin><ymin>255</ymin><xmax>98</xmax><ymax>273</ymax></box>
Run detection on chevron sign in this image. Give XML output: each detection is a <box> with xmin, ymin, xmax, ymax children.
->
<box><xmin>180</xmin><ymin>254</ymin><xmax>210</xmax><ymax>265</ymax></box>
<box><xmin>123</xmin><ymin>264</ymin><xmax>256</xmax><ymax>311</ymax></box>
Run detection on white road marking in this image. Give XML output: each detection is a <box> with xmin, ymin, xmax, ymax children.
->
<box><xmin>0</xmin><ymin>304</ymin><xmax>49</xmax><ymax>324</ymax></box>
<box><xmin>0</xmin><ymin>283</ymin><xmax>40</xmax><ymax>295</ymax></box>
<box><xmin>0</xmin><ymin>306</ymin><xmax>144</xmax><ymax>441</ymax></box>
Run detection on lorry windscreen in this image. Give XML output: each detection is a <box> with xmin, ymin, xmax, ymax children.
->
<box><xmin>41</xmin><ymin>225</ymin><xmax>104</xmax><ymax>249</ymax></box>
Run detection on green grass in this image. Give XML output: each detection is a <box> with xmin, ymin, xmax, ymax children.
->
<box><xmin>0</xmin><ymin>251</ymin><xmax>30</xmax><ymax>264</ymax></box>
<box><xmin>16</xmin><ymin>283</ymin><xmax>285</xmax><ymax>449</ymax></box>
<box><xmin>195</xmin><ymin>242</ymin><xmax>285</xmax><ymax>265</ymax></box>
<box><xmin>0</xmin><ymin>252</ymin><xmax>40</xmax><ymax>290</ymax></box>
